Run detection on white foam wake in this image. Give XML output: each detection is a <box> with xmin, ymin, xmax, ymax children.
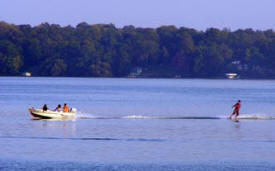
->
<box><xmin>76</xmin><ymin>112</ymin><xmax>98</xmax><ymax>119</ymax></box>
<box><xmin>75</xmin><ymin>112</ymin><xmax>275</xmax><ymax>120</ymax></box>
<box><xmin>122</xmin><ymin>115</ymin><xmax>153</xmax><ymax>119</ymax></box>
<box><xmin>238</xmin><ymin>114</ymin><xmax>275</xmax><ymax>120</ymax></box>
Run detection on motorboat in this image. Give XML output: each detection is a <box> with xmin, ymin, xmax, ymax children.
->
<box><xmin>29</xmin><ymin>108</ymin><xmax>77</xmax><ymax>119</ymax></box>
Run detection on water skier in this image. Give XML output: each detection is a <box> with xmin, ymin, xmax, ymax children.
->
<box><xmin>229</xmin><ymin>100</ymin><xmax>241</xmax><ymax>120</ymax></box>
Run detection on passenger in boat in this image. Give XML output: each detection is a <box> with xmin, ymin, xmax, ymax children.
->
<box><xmin>42</xmin><ymin>104</ymin><xmax>48</xmax><ymax>112</ymax></box>
<box><xmin>54</xmin><ymin>104</ymin><xmax>62</xmax><ymax>112</ymax></box>
<box><xmin>63</xmin><ymin>103</ymin><xmax>70</xmax><ymax>112</ymax></box>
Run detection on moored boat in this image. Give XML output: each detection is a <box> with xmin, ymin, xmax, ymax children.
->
<box><xmin>29</xmin><ymin>108</ymin><xmax>77</xmax><ymax>119</ymax></box>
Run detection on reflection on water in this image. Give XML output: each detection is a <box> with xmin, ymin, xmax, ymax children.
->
<box><xmin>234</xmin><ymin>122</ymin><xmax>241</xmax><ymax>129</ymax></box>
<box><xmin>41</xmin><ymin>121</ymin><xmax>77</xmax><ymax>137</ymax></box>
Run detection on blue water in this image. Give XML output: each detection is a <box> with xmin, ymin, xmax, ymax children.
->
<box><xmin>0</xmin><ymin>77</ymin><xmax>275</xmax><ymax>170</ymax></box>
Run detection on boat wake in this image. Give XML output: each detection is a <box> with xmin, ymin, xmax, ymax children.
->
<box><xmin>76</xmin><ymin>113</ymin><xmax>275</xmax><ymax>120</ymax></box>
<box><xmin>0</xmin><ymin>136</ymin><xmax>163</xmax><ymax>142</ymax></box>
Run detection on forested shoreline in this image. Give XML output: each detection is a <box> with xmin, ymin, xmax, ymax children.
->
<box><xmin>0</xmin><ymin>21</ymin><xmax>275</xmax><ymax>78</ymax></box>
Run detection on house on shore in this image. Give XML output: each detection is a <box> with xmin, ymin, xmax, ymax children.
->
<box><xmin>128</xmin><ymin>67</ymin><xmax>142</xmax><ymax>78</ymax></box>
<box><xmin>225</xmin><ymin>73</ymin><xmax>238</xmax><ymax>79</ymax></box>
<box><xmin>22</xmin><ymin>72</ymin><xmax>32</xmax><ymax>77</ymax></box>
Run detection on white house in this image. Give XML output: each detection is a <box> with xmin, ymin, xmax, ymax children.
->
<box><xmin>225</xmin><ymin>73</ymin><xmax>238</xmax><ymax>79</ymax></box>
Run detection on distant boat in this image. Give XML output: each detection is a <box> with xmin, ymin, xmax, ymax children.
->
<box><xmin>225</xmin><ymin>73</ymin><xmax>238</xmax><ymax>79</ymax></box>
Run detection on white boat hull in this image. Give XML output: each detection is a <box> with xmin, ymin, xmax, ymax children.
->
<box><xmin>29</xmin><ymin>108</ymin><xmax>76</xmax><ymax>119</ymax></box>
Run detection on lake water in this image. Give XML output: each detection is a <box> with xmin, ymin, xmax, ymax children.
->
<box><xmin>0</xmin><ymin>77</ymin><xmax>275</xmax><ymax>170</ymax></box>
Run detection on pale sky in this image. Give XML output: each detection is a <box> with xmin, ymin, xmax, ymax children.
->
<box><xmin>0</xmin><ymin>0</ymin><xmax>274</xmax><ymax>30</ymax></box>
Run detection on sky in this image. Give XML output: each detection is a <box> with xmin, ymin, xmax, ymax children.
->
<box><xmin>0</xmin><ymin>0</ymin><xmax>274</xmax><ymax>31</ymax></box>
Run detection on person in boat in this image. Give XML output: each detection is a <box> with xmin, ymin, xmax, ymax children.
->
<box><xmin>229</xmin><ymin>100</ymin><xmax>241</xmax><ymax>120</ymax></box>
<box><xmin>63</xmin><ymin>103</ymin><xmax>70</xmax><ymax>112</ymax></box>
<box><xmin>42</xmin><ymin>104</ymin><xmax>48</xmax><ymax>112</ymax></box>
<box><xmin>54</xmin><ymin>104</ymin><xmax>62</xmax><ymax>112</ymax></box>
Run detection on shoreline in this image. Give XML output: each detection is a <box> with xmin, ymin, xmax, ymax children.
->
<box><xmin>1</xmin><ymin>76</ymin><xmax>275</xmax><ymax>80</ymax></box>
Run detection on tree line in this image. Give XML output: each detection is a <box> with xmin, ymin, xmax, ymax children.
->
<box><xmin>0</xmin><ymin>21</ymin><xmax>275</xmax><ymax>78</ymax></box>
